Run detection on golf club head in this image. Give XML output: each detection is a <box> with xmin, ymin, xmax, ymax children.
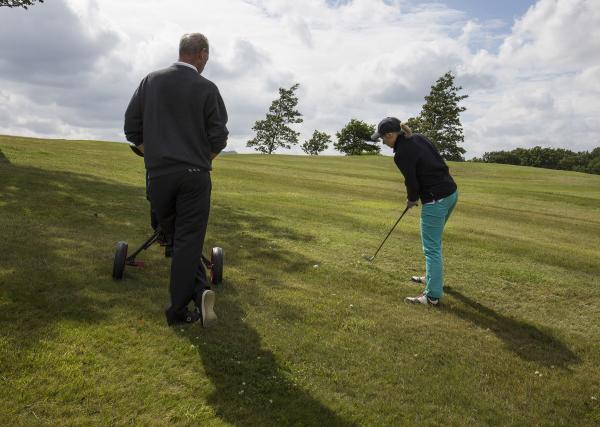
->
<box><xmin>362</xmin><ymin>254</ymin><xmax>374</xmax><ymax>262</ymax></box>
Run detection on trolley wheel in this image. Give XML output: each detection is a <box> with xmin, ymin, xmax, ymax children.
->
<box><xmin>210</xmin><ymin>247</ymin><xmax>223</xmax><ymax>285</ymax></box>
<box><xmin>113</xmin><ymin>241</ymin><xmax>128</xmax><ymax>280</ymax></box>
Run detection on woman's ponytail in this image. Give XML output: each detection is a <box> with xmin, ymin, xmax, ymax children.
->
<box><xmin>400</xmin><ymin>123</ymin><xmax>412</xmax><ymax>137</ymax></box>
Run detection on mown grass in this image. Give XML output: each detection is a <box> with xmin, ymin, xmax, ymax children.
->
<box><xmin>1</xmin><ymin>135</ymin><xmax>599</xmax><ymax>426</ymax></box>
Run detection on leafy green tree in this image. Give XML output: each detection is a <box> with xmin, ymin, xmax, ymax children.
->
<box><xmin>481</xmin><ymin>150</ymin><xmax>521</xmax><ymax>165</ymax></box>
<box><xmin>478</xmin><ymin>145</ymin><xmax>600</xmax><ymax>175</ymax></box>
<box><xmin>586</xmin><ymin>147</ymin><xmax>600</xmax><ymax>174</ymax></box>
<box><xmin>0</xmin><ymin>0</ymin><xmax>43</xmax><ymax>8</ymax></box>
<box><xmin>558</xmin><ymin>154</ymin><xmax>587</xmax><ymax>171</ymax></box>
<box><xmin>404</xmin><ymin>116</ymin><xmax>422</xmax><ymax>134</ymax></box>
<box><xmin>302</xmin><ymin>130</ymin><xmax>331</xmax><ymax>155</ymax></box>
<box><xmin>417</xmin><ymin>71</ymin><xmax>468</xmax><ymax>161</ymax></box>
<box><xmin>334</xmin><ymin>119</ymin><xmax>379</xmax><ymax>155</ymax></box>
<box><xmin>587</xmin><ymin>156</ymin><xmax>600</xmax><ymax>174</ymax></box>
<box><xmin>247</xmin><ymin>83</ymin><xmax>303</xmax><ymax>154</ymax></box>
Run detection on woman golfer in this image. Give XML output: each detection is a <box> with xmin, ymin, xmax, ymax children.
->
<box><xmin>371</xmin><ymin>117</ymin><xmax>458</xmax><ymax>306</ymax></box>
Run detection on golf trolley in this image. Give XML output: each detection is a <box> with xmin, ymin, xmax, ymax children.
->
<box><xmin>112</xmin><ymin>143</ymin><xmax>224</xmax><ymax>285</ymax></box>
<box><xmin>112</xmin><ymin>228</ymin><xmax>223</xmax><ymax>285</ymax></box>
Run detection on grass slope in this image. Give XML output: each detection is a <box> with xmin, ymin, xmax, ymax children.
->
<box><xmin>1</xmin><ymin>135</ymin><xmax>599</xmax><ymax>426</ymax></box>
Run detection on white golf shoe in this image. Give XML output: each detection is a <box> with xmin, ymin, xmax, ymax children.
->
<box><xmin>410</xmin><ymin>276</ymin><xmax>426</xmax><ymax>285</ymax></box>
<box><xmin>199</xmin><ymin>290</ymin><xmax>217</xmax><ymax>327</ymax></box>
<box><xmin>405</xmin><ymin>293</ymin><xmax>439</xmax><ymax>306</ymax></box>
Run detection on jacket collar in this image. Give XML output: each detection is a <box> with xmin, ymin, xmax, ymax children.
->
<box><xmin>393</xmin><ymin>133</ymin><xmax>406</xmax><ymax>153</ymax></box>
<box><xmin>173</xmin><ymin>61</ymin><xmax>198</xmax><ymax>73</ymax></box>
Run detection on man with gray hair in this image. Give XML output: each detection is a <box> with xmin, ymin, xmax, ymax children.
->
<box><xmin>124</xmin><ymin>33</ymin><xmax>228</xmax><ymax>327</ymax></box>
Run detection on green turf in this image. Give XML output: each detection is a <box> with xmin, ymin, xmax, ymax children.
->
<box><xmin>1</xmin><ymin>135</ymin><xmax>599</xmax><ymax>426</ymax></box>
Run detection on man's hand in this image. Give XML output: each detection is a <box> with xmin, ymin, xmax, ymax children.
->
<box><xmin>407</xmin><ymin>199</ymin><xmax>419</xmax><ymax>209</ymax></box>
<box><xmin>129</xmin><ymin>143</ymin><xmax>144</xmax><ymax>157</ymax></box>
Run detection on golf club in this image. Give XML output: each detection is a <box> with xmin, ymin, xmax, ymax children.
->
<box><xmin>362</xmin><ymin>206</ymin><xmax>410</xmax><ymax>262</ymax></box>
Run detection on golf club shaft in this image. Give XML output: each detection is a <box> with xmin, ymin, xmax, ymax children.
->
<box><xmin>370</xmin><ymin>206</ymin><xmax>410</xmax><ymax>260</ymax></box>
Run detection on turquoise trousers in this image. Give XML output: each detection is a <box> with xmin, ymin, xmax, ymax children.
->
<box><xmin>420</xmin><ymin>191</ymin><xmax>458</xmax><ymax>299</ymax></box>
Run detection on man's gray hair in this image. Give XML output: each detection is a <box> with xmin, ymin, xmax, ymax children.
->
<box><xmin>179</xmin><ymin>33</ymin><xmax>209</xmax><ymax>56</ymax></box>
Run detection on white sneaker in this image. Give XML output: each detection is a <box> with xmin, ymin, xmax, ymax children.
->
<box><xmin>410</xmin><ymin>276</ymin><xmax>426</xmax><ymax>285</ymax></box>
<box><xmin>200</xmin><ymin>290</ymin><xmax>217</xmax><ymax>327</ymax></box>
<box><xmin>405</xmin><ymin>293</ymin><xmax>439</xmax><ymax>306</ymax></box>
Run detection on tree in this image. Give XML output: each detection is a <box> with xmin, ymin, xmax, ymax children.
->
<box><xmin>558</xmin><ymin>154</ymin><xmax>586</xmax><ymax>171</ymax></box>
<box><xmin>586</xmin><ymin>147</ymin><xmax>600</xmax><ymax>174</ymax></box>
<box><xmin>334</xmin><ymin>119</ymin><xmax>379</xmax><ymax>155</ymax></box>
<box><xmin>302</xmin><ymin>130</ymin><xmax>331</xmax><ymax>155</ymax></box>
<box><xmin>404</xmin><ymin>116</ymin><xmax>423</xmax><ymax>134</ymax></box>
<box><xmin>587</xmin><ymin>155</ymin><xmax>600</xmax><ymax>175</ymax></box>
<box><xmin>0</xmin><ymin>0</ymin><xmax>43</xmax><ymax>8</ymax></box>
<box><xmin>476</xmin><ymin>145</ymin><xmax>600</xmax><ymax>175</ymax></box>
<box><xmin>481</xmin><ymin>150</ymin><xmax>521</xmax><ymax>165</ymax></box>
<box><xmin>247</xmin><ymin>83</ymin><xmax>303</xmax><ymax>154</ymax></box>
<box><xmin>417</xmin><ymin>71</ymin><xmax>468</xmax><ymax>161</ymax></box>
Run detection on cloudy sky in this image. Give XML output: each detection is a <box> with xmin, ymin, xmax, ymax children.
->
<box><xmin>0</xmin><ymin>0</ymin><xmax>599</xmax><ymax>157</ymax></box>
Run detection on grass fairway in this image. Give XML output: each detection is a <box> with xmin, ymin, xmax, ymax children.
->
<box><xmin>1</xmin><ymin>135</ymin><xmax>599</xmax><ymax>426</ymax></box>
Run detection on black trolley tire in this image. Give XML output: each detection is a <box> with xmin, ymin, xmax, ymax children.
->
<box><xmin>210</xmin><ymin>247</ymin><xmax>224</xmax><ymax>285</ymax></box>
<box><xmin>113</xmin><ymin>241</ymin><xmax>128</xmax><ymax>280</ymax></box>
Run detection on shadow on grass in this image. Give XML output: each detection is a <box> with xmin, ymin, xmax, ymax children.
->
<box><xmin>0</xmin><ymin>159</ymin><xmax>351</xmax><ymax>425</ymax></box>
<box><xmin>211</xmin><ymin>205</ymin><xmax>315</xmax><ymax>244</ymax></box>
<box><xmin>208</xmin><ymin>204</ymin><xmax>318</xmax><ymax>284</ymax></box>
<box><xmin>183</xmin><ymin>288</ymin><xmax>353</xmax><ymax>426</ymax></box>
<box><xmin>443</xmin><ymin>287</ymin><xmax>580</xmax><ymax>369</ymax></box>
<box><xmin>0</xmin><ymin>160</ymin><xmax>146</xmax><ymax>354</ymax></box>
<box><xmin>0</xmin><ymin>148</ymin><xmax>9</xmax><ymax>164</ymax></box>
<box><xmin>187</xmin><ymin>205</ymin><xmax>353</xmax><ymax>426</ymax></box>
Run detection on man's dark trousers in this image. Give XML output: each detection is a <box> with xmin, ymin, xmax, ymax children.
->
<box><xmin>148</xmin><ymin>169</ymin><xmax>211</xmax><ymax>317</ymax></box>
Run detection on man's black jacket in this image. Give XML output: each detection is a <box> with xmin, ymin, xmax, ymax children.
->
<box><xmin>393</xmin><ymin>133</ymin><xmax>457</xmax><ymax>204</ymax></box>
<box><xmin>124</xmin><ymin>64</ymin><xmax>228</xmax><ymax>177</ymax></box>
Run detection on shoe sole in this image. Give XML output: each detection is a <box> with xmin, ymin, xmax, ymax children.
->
<box><xmin>201</xmin><ymin>290</ymin><xmax>217</xmax><ymax>328</ymax></box>
<box><xmin>404</xmin><ymin>297</ymin><xmax>439</xmax><ymax>306</ymax></box>
<box><xmin>405</xmin><ymin>297</ymin><xmax>427</xmax><ymax>305</ymax></box>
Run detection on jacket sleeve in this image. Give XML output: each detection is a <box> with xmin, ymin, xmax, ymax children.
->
<box><xmin>124</xmin><ymin>79</ymin><xmax>145</xmax><ymax>146</ymax></box>
<box><xmin>205</xmin><ymin>87</ymin><xmax>229</xmax><ymax>154</ymax></box>
<box><xmin>394</xmin><ymin>150</ymin><xmax>420</xmax><ymax>202</ymax></box>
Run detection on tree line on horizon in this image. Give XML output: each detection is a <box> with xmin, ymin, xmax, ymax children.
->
<box><xmin>246</xmin><ymin>74</ymin><xmax>600</xmax><ymax>175</ymax></box>
<box><xmin>247</xmin><ymin>72</ymin><xmax>469</xmax><ymax>160</ymax></box>
<box><xmin>472</xmin><ymin>146</ymin><xmax>600</xmax><ymax>175</ymax></box>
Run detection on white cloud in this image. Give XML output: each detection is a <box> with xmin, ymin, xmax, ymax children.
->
<box><xmin>499</xmin><ymin>0</ymin><xmax>600</xmax><ymax>71</ymax></box>
<box><xmin>459</xmin><ymin>0</ymin><xmax>600</xmax><ymax>156</ymax></box>
<box><xmin>0</xmin><ymin>0</ymin><xmax>598</xmax><ymax>157</ymax></box>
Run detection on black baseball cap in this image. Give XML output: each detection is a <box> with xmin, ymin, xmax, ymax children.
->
<box><xmin>370</xmin><ymin>117</ymin><xmax>402</xmax><ymax>141</ymax></box>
